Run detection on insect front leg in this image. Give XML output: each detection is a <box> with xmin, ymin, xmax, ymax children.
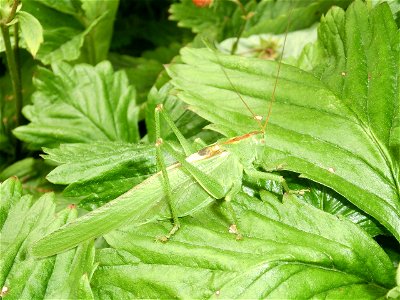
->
<box><xmin>154</xmin><ymin>106</ymin><xmax>181</xmax><ymax>242</ymax></box>
<box><xmin>154</xmin><ymin>104</ymin><xmax>228</xmax><ymax>241</ymax></box>
<box><xmin>224</xmin><ymin>179</ymin><xmax>244</xmax><ymax>240</ymax></box>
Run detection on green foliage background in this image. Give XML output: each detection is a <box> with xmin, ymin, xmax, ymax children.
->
<box><xmin>0</xmin><ymin>0</ymin><xmax>399</xmax><ymax>299</ymax></box>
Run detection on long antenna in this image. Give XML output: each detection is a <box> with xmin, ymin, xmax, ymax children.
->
<box><xmin>262</xmin><ymin>9</ymin><xmax>293</xmax><ymax>131</ymax></box>
<box><xmin>218</xmin><ymin>64</ymin><xmax>264</xmax><ymax>131</ymax></box>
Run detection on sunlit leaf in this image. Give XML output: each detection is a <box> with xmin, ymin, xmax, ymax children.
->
<box><xmin>13</xmin><ymin>61</ymin><xmax>139</xmax><ymax>149</ymax></box>
<box><xmin>16</xmin><ymin>11</ymin><xmax>43</xmax><ymax>57</ymax></box>
<box><xmin>0</xmin><ymin>178</ymin><xmax>95</xmax><ymax>299</ymax></box>
<box><xmin>43</xmin><ymin>142</ymin><xmax>158</xmax><ymax>209</ymax></box>
<box><xmin>80</xmin><ymin>0</ymin><xmax>119</xmax><ymax>64</ymax></box>
<box><xmin>91</xmin><ymin>193</ymin><xmax>395</xmax><ymax>298</ymax></box>
<box><xmin>21</xmin><ymin>0</ymin><xmax>110</xmax><ymax>65</ymax></box>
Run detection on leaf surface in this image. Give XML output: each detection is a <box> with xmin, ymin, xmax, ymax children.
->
<box><xmin>0</xmin><ymin>178</ymin><xmax>95</xmax><ymax>299</ymax></box>
<box><xmin>13</xmin><ymin>61</ymin><xmax>139</xmax><ymax>149</ymax></box>
<box><xmin>16</xmin><ymin>11</ymin><xmax>43</xmax><ymax>57</ymax></box>
<box><xmin>170</xmin><ymin>0</ymin><xmax>352</xmax><ymax>42</ymax></box>
<box><xmin>43</xmin><ymin>142</ymin><xmax>157</xmax><ymax>209</ymax></box>
<box><xmin>90</xmin><ymin>193</ymin><xmax>395</xmax><ymax>299</ymax></box>
<box><xmin>80</xmin><ymin>0</ymin><xmax>119</xmax><ymax>64</ymax></box>
<box><xmin>22</xmin><ymin>0</ymin><xmax>106</xmax><ymax>65</ymax></box>
<box><xmin>243</xmin><ymin>174</ymin><xmax>384</xmax><ymax>237</ymax></box>
<box><xmin>168</xmin><ymin>1</ymin><xmax>400</xmax><ymax>241</ymax></box>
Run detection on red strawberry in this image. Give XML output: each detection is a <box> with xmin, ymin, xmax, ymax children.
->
<box><xmin>192</xmin><ymin>0</ymin><xmax>213</xmax><ymax>8</ymax></box>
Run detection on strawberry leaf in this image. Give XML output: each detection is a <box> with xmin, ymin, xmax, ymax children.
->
<box><xmin>13</xmin><ymin>61</ymin><xmax>139</xmax><ymax>149</ymax></box>
<box><xmin>0</xmin><ymin>177</ymin><xmax>96</xmax><ymax>299</ymax></box>
<box><xmin>16</xmin><ymin>11</ymin><xmax>43</xmax><ymax>57</ymax></box>
<box><xmin>91</xmin><ymin>193</ymin><xmax>395</xmax><ymax>298</ymax></box>
<box><xmin>43</xmin><ymin>142</ymin><xmax>157</xmax><ymax>209</ymax></box>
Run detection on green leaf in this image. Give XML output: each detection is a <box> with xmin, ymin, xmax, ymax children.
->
<box><xmin>16</xmin><ymin>11</ymin><xmax>43</xmax><ymax>57</ymax></box>
<box><xmin>32</xmin><ymin>150</ymin><xmax>242</xmax><ymax>257</ymax></box>
<box><xmin>21</xmin><ymin>0</ymin><xmax>107</xmax><ymax>65</ymax></box>
<box><xmin>169</xmin><ymin>0</ymin><xmax>248</xmax><ymax>40</ymax></box>
<box><xmin>243</xmin><ymin>173</ymin><xmax>385</xmax><ymax>237</ymax></box>
<box><xmin>31</xmin><ymin>0</ymin><xmax>80</xmax><ymax>16</ymax></box>
<box><xmin>0</xmin><ymin>158</ymin><xmax>66</xmax><ymax>200</ymax></box>
<box><xmin>290</xmin><ymin>180</ymin><xmax>385</xmax><ymax>237</ymax></box>
<box><xmin>244</xmin><ymin>0</ymin><xmax>352</xmax><ymax>36</ymax></box>
<box><xmin>170</xmin><ymin>0</ymin><xmax>352</xmax><ymax>43</ymax></box>
<box><xmin>36</xmin><ymin>17</ymin><xmax>102</xmax><ymax>65</ymax></box>
<box><xmin>168</xmin><ymin>1</ymin><xmax>400</xmax><ymax>240</ymax></box>
<box><xmin>80</xmin><ymin>0</ymin><xmax>119</xmax><ymax>64</ymax></box>
<box><xmin>0</xmin><ymin>177</ymin><xmax>21</xmax><ymax>229</ymax></box>
<box><xmin>91</xmin><ymin>193</ymin><xmax>395</xmax><ymax>298</ymax></box>
<box><xmin>108</xmin><ymin>53</ymin><xmax>164</xmax><ymax>104</ymax></box>
<box><xmin>0</xmin><ymin>177</ymin><xmax>96</xmax><ymax>299</ymax></box>
<box><xmin>13</xmin><ymin>61</ymin><xmax>139</xmax><ymax>149</ymax></box>
<box><xmin>43</xmin><ymin>142</ymin><xmax>158</xmax><ymax>209</ymax></box>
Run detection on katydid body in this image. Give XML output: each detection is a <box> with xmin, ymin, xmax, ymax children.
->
<box><xmin>32</xmin><ymin>120</ymin><xmax>293</xmax><ymax>257</ymax></box>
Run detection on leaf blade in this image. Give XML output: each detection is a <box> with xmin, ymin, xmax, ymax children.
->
<box><xmin>90</xmin><ymin>193</ymin><xmax>395</xmax><ymax>298</ymax></box>
<box><xmin>13</xmin><ymin>61</ymin><xmax>139</xmax><ymax>149</ymax></box>
<box><xmin>16</xmin><ymin>11</ymin><xmax>43</xmax><ymax>57</ymax></box>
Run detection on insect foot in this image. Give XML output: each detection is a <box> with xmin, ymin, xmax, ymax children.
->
<box><xmin>155</xmin><ymin>222</ymin><xmax>181</xmax><ymax>243</ymax></box>
<box><xmin>155</xmin><ymin>103</ymin><xmax>164</xmax><ymax>112</ymax></box>
<box><xmin>155</xmin><ymin>138</ymin><xmax>163</xmax><ymax>147</ymax></box>
<box><xmin>1</xmin><ymin>286</ymin><xmax>9</xmax><ymax>297</ymax></box>
<box><xmin>155</xmin><ymin>235</ymin><xmax>169</xmax><ymax>243</ymax></box>
<box><xmin>229</xmin><ymin>224</ymin><xmax>243</xmax><ymax>241</ymax></box>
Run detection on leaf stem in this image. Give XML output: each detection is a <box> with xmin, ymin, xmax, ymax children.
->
<box><xmin>1</xmin><ymin>0</ymin><xmax>23</xmax><ymax>157</ymax></box>
<box><xmin>230</xmin><ymin>0</ymin><xmax>253</xmax><ymax>55</ymax></box>
<box><xmin>1</xmin><ymin>24</ymin><xmax>23</xmax><ymax>128</ymax></box>
<box><xmin>3</xmin><ymin>0</ymin><xmax>19</xmax><ymax>24</ymax></box>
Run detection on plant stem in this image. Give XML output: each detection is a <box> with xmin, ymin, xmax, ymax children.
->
<box><xmin>1</xmin><ymin>0</ymin><xmax>23</xmax><ymax>157</ymax></box>
<box><xmin>4</xmin><ymin>0</ymin><xmax>20</xmax><ymax>24</ymax></box>
<box><xmin>1</xmin><ymin>25</ymin><xmax>23</xmax><ymax>128</ymax></box>
<box><xmin>230</xmin><ymin>0</ymin><xmax>251</xmax><ymax>55</ymax></box>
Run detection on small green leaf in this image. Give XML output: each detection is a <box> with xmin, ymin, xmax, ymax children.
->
<box><xmin>16</xmin><ymin>11</ymin><xmax>43</xmax><ymax>57</ymax></box>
